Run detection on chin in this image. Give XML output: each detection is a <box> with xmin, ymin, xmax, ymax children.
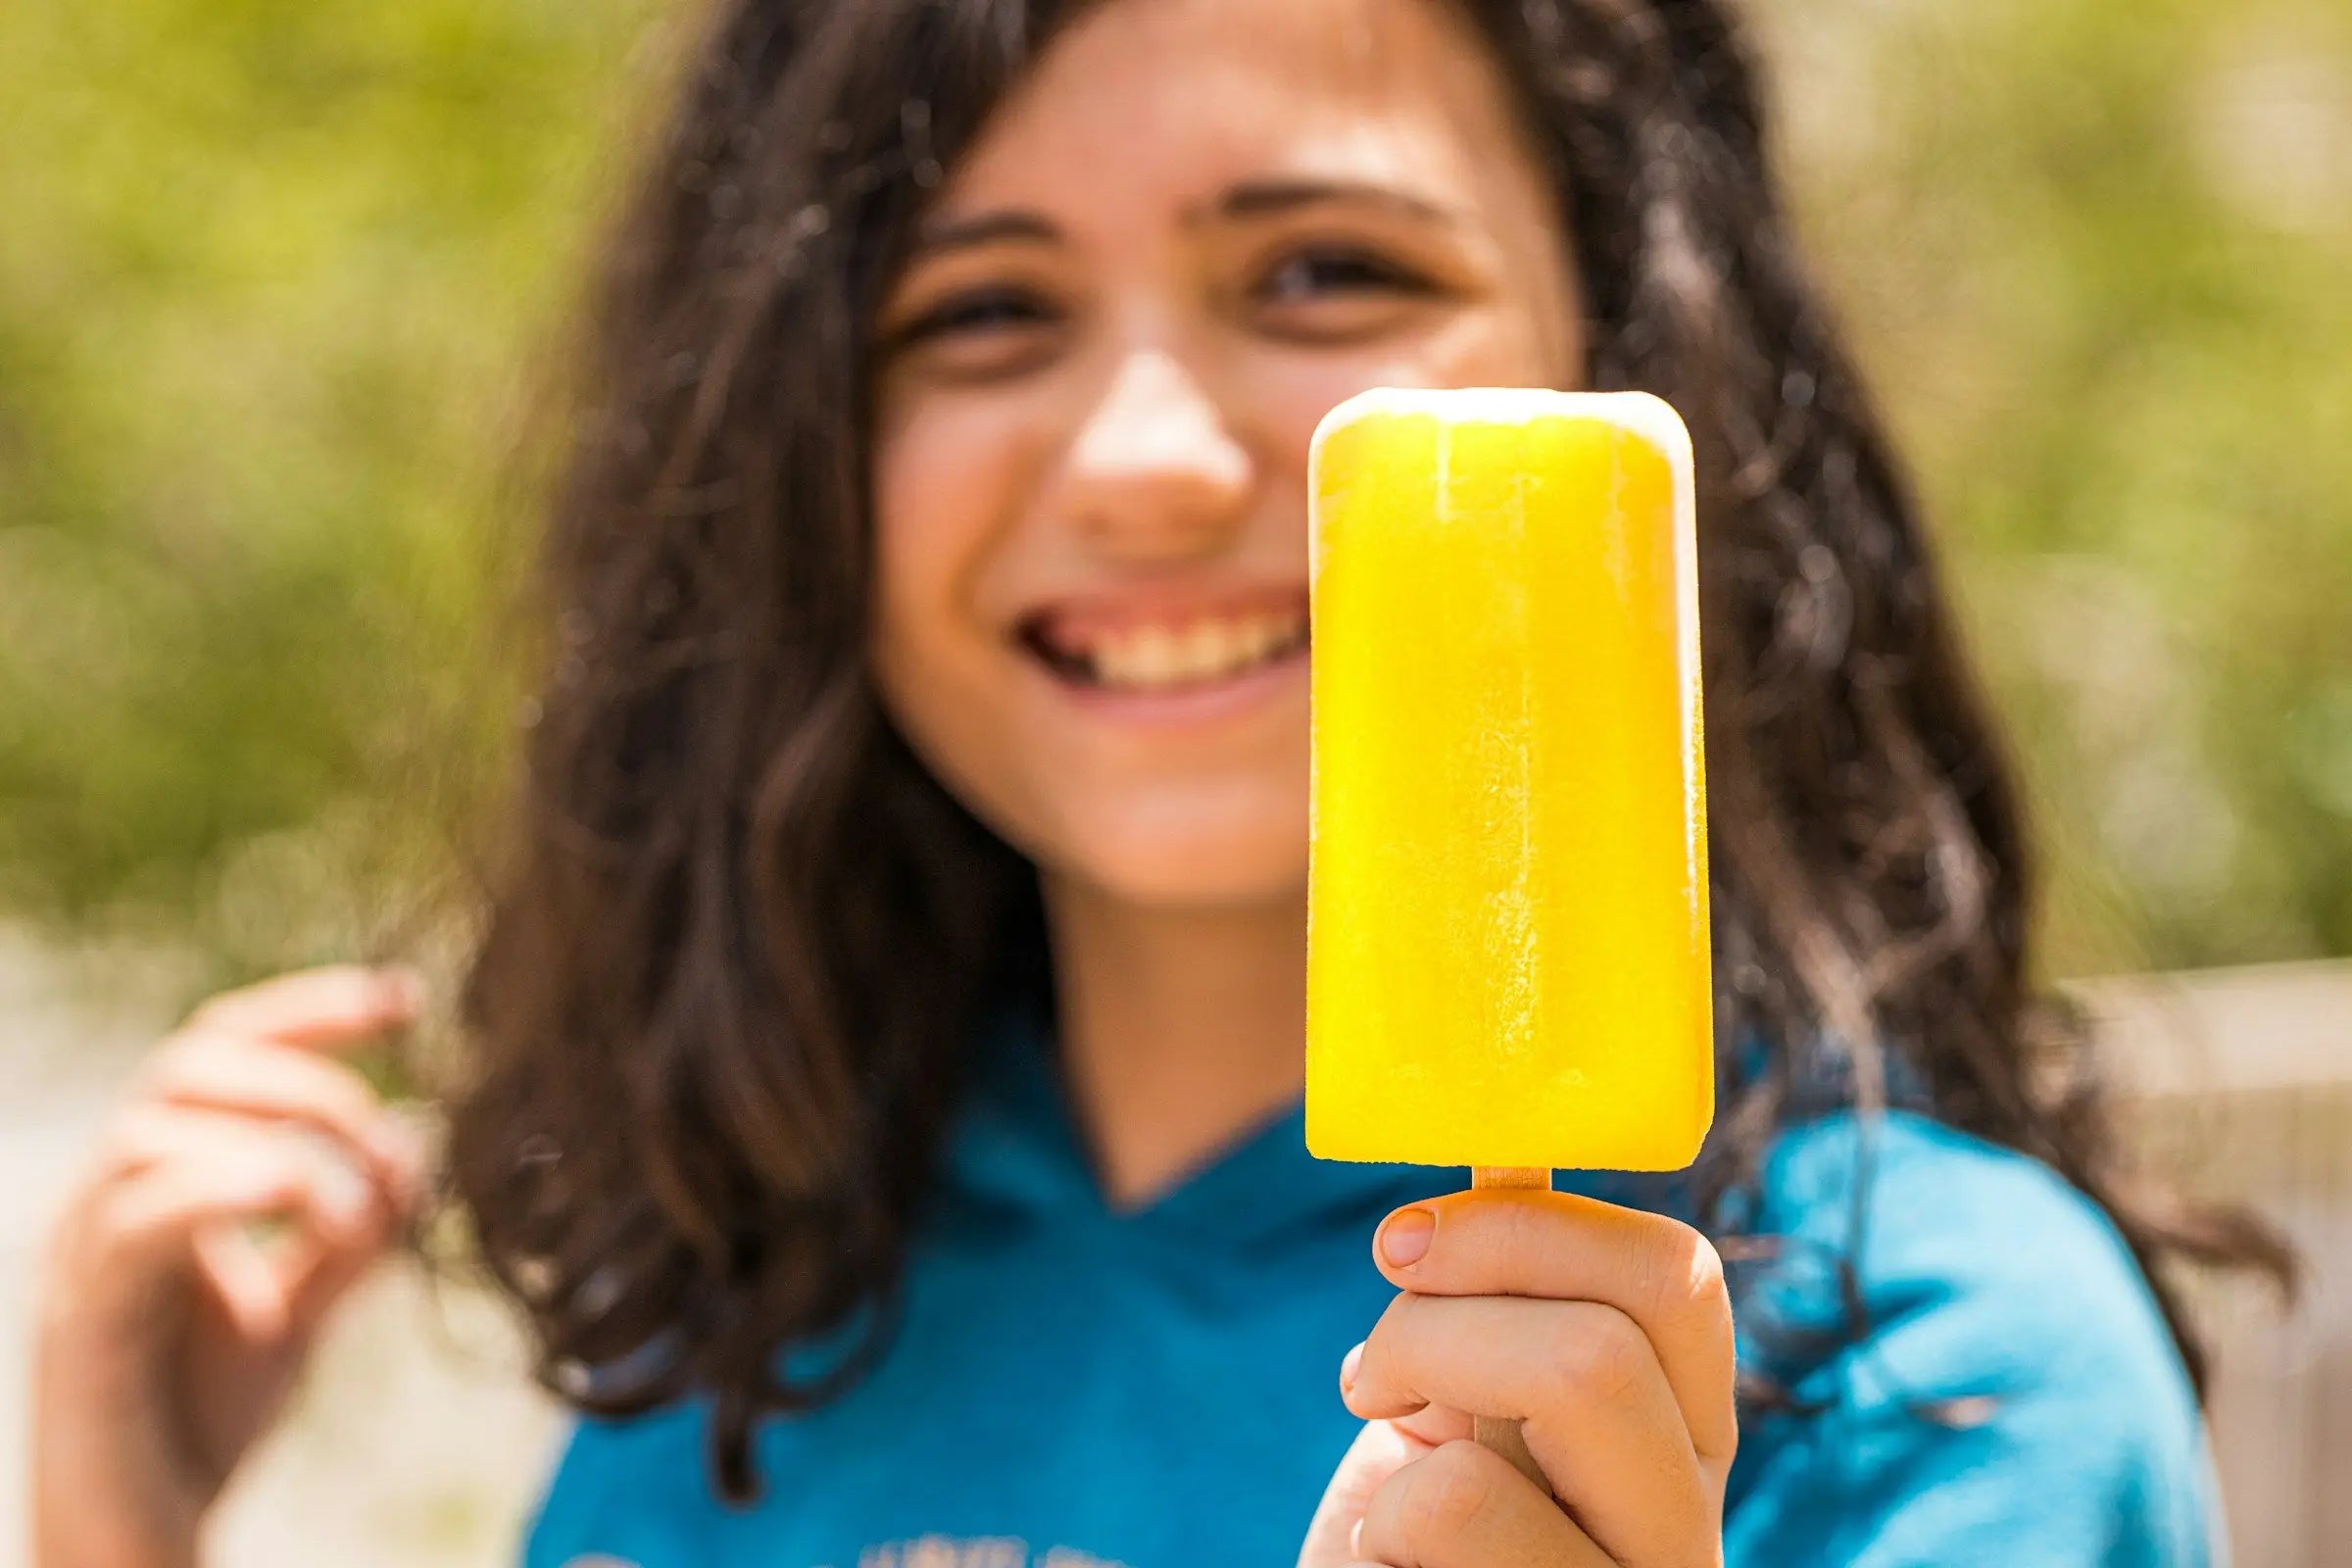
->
<box><xmin>1071</xmin><ymin>816</ymin><xmax>1308</xmax><ymax>910</ymax></box>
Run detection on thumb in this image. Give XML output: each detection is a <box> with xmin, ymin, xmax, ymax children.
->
<box><xmin>1296</xmin><ymin>1420</ymin><xmax>1431</xmax><ymax>1568</ymax></box>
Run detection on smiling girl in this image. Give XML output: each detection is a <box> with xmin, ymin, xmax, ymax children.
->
<box><xmin>33</xmin><ymin>1</ymin><xmax>2284</xmax><ymax>1564</ymax></box>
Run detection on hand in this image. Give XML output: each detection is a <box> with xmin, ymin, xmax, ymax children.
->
<box><xmin>30</xmin><ymin>965</ymin><xmax>430</xmax><ymax>1568</ymax></box>
<box><xmin>1298</xmin><ymin>1190</ymin><xmax>1736</xmax><ymax>1567</ymax></box>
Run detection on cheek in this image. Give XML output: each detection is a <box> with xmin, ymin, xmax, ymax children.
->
<box><xmin>867</xmin><ymin>400</ymin><xmax>1024</xmax><ymax>752</ymax></box>
<box><xmin>1413</xmin><ymin>305</ymin><xmax>1579</xmax><ymax>388</ymax></box>
<box><xmin>1243</xmin><ymin>308</ymin><xmax>1578</xmax><ymax>453</ymax></box>
<box><xmin>873</xmin><ymin>400</ymin><xmax>1008</xmax><ymax>615</ymax></box>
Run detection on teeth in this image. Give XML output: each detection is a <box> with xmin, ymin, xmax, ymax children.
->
<box><xmin>1131</xmin><ymin>625</ymin><xmax>1179</xmax><ymax>684</ymax></box>
<box><xmin>1181</xmin><ymin>620</ymin><xmax>1228</xmax><ymax>674</ymax></box>
<box><xmin>1066</xmin><ymin>611</ymin><xmax>1306</xmax><ymax>691</ymax></box>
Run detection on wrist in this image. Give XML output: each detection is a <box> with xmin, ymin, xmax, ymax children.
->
<box><xmin>31</xmin><ymin>1350</ymin><xmax>205</xmax><ymax>1568</ymax></box>
<box><xmin>32</xmin><ymin>1508</ymin><xmax>200</xmax><ymax>1568</ymax></box>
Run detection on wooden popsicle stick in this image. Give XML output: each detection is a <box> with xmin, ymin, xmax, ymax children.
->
<box><xmin>1469</xmin><ymin>1165</ymin><xmax>1553</xmax><ymax>1494</ymax></box>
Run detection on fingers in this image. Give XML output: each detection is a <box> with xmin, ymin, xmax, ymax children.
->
<box><xmin>27</xmin><ymin>961</ymin><xmax>428</xmax><ymax>1563</ymax></box>
<box><xmin>74</xmin><ymin>1102</ymin><xmax>412</xmax><ymax>1344</ymax></box>
<box><xmin>96</xmin><ymin>1145</ymin><xmax>330</xmax><ymax>1274</ymax></box>
<box><xmin>1387</xmin><ymin>1401</ymin><xmax>1473</xmax><ymax>1450</ymax></box>
<box><xmin>1371</xmin><ymin>1191</ymin><xmax>1737</xmax><ymax>1467</ymax></box>
<box><xmin>109</xmin><ymin>961</ymin><xmax>431</xmax><ymax>1222</ymax></box>
<box><xmin>181</xmin><ymin>963</ymin><xmax>421</xmax><ymax>1053</ymax></box>
<box><xmin>104</xmin><ymin>1104</ymin><xmax>401</xmax><ymax>1230</ymax></box>
<box><xmin>279</xmin><ymin>1206</ymin><xmax>399</xmax><ymax>1337</ymax></box>
<box><xmin>45</xmin><ymin>966</ymin><xmax>427</xmax><ymax>1342</ymax></box>
<box><xmin>1353</xmin><ymin>1440</ymin><xmax>1611</xmax><ymax>1568</ymax></box>
<box><xmin>1345</xmin><ymin>1294</ymin><xmax>1712</xmax><ymax>1566</ymax></box>
<box><xmin>192</xmin><ymin>1224</ymin><xmax>301</xmax><ymax>1343</ymax></box>
<box><xmin>1298</xmin><ymin>1420</ymin><xmax>1434</xmax><ymax>1568</ymax></box>
<box><xmin>133</xmin><ymin>1032</ymin><xmax>425</xmax><ymax>1200</ymax></box>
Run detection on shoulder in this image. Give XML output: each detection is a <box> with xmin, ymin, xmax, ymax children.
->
<box><xmin>522</xmin><ymin>1398</ymin><xmax>718</xmax><ymax>1568</ymax></box>
<box><xmin>1727</xmin><ymin>1110</ymin><xmax>2221</xmax><ymax>1565</ymax></box>
<box><xmin>1752</xmin><ymin>1108</ymin><xmax>2184</xmax><ymax>1389</ymax></box>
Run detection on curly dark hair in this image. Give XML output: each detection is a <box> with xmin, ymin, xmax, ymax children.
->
<box><xmin>431</xmin><ymin>0</ymin><xmax>2289</xmax><ymax>1503</ymax></box>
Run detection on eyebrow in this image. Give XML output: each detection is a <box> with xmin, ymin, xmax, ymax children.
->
<box><xmin>909</xmin><ymin>209</ymin><xmax>1061</xmax><ymax>256</ymax></box>
<box><xmin>906</xmin><ymin>176</ymin><xmax>1463</xmax><ymax>259</ymax></box>
<box><xmin>1205</xmin><ymin>177</ymin><xmax>1463</xmax><ymax>228</ymax></box>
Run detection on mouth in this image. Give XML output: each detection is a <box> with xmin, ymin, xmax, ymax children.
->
<box><xmin>1015</xmin><ymin>592</ymin><xmax>1311</xmax><ymax>695</ymax></box>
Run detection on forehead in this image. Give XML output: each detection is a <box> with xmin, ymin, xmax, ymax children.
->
<box><xmin>934</xmin><ymin>0</ymin><xmax>1532</xmax><ymax>214</ymax></box>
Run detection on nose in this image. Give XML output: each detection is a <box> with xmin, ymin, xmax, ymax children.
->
<box><xmin>1048</xmin><ymin>345</ymin><xmax>1254</xmax><ymax>563</ymax></box>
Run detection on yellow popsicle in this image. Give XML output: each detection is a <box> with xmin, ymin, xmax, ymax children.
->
<box><xmin>1305</xmin><ymin>387</ymin><xmax>1712</xmax><ymax>1173</ymax></box>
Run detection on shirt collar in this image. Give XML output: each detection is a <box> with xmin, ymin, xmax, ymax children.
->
<box><xmin>938</xmin><ymin>1004</ymin><xmax>1688</xmax><ymax>1248</ymax></box>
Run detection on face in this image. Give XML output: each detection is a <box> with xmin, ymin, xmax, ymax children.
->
<box><xmin>870</xmin><ymin>0</ymin><xmax>1582</xmax><ymax>911</ymax></box>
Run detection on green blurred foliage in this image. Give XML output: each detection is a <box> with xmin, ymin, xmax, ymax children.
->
<box><xmin>1765</xmin><ymin>0</ymin><xmax>2352</xmax><ymax>972</ymax></box>
<box><xmin>1</xmin><ymin>0</ymin><xmax>2346</xmax><ymax>994</ymax></box>
<box><xmin>0</xmin><ymin>0</ymin><xmax>668</xmax><ymax>992</ymax></box>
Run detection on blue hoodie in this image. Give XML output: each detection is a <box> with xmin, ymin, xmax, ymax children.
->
<box><xmin>522</xmin><ymin>1011</ymin><xmax>2222</xmax><ymax>1566</ymax></box>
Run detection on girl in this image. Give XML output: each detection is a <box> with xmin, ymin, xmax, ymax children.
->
<box><xmin>33</xmin><ymin>0</ymin><xmax>2284</xmax><ymax>1563</ymax></box>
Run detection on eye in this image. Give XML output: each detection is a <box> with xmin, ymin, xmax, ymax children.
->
<box><xmin>891</xmin><ymin>286</ymin><xmax>1058</xmax><ymax>347</ymax></box>
<box><xmin>1253</xmin><ymin>244</ymin><xmax>1437</xmax><ymax>305</ymax></box>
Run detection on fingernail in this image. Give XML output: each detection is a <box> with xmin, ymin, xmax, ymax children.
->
<box><xmin>319</xmin><ymin>1162</ymin><xmax>372</xmax><ymax>1231</ymax></box>
<box><xmin>1378</xmin><ymin>1205</ymin><xmax>1436</xmax><ymax>1269</ymax></box>
<box><xmin>379</xmin><ymin>1129</ymin><xmax>431</xmax><ymax>1205</ymax></box>
<box><xmin>1340</xmin><ymin>1341</ymin><xmax>1363</xmax><ymax>1394</ymax></box>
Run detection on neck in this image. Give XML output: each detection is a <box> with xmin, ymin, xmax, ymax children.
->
<box><xmin>1041</xmin><ymin>871</ymin><xmax>1308</xmax><ymax>1210</ymax></box>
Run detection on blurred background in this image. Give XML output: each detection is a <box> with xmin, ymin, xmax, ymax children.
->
<box><xmin>2</xmin><ymin>0</ymin><xmax>2346</xmax><ymax>1562</ymax></box>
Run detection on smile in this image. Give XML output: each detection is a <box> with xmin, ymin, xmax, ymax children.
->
<box><xmin>1018</xmin><ymin>598</ymin><xmax>1311</xmax><ymax>694</ymax></box>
